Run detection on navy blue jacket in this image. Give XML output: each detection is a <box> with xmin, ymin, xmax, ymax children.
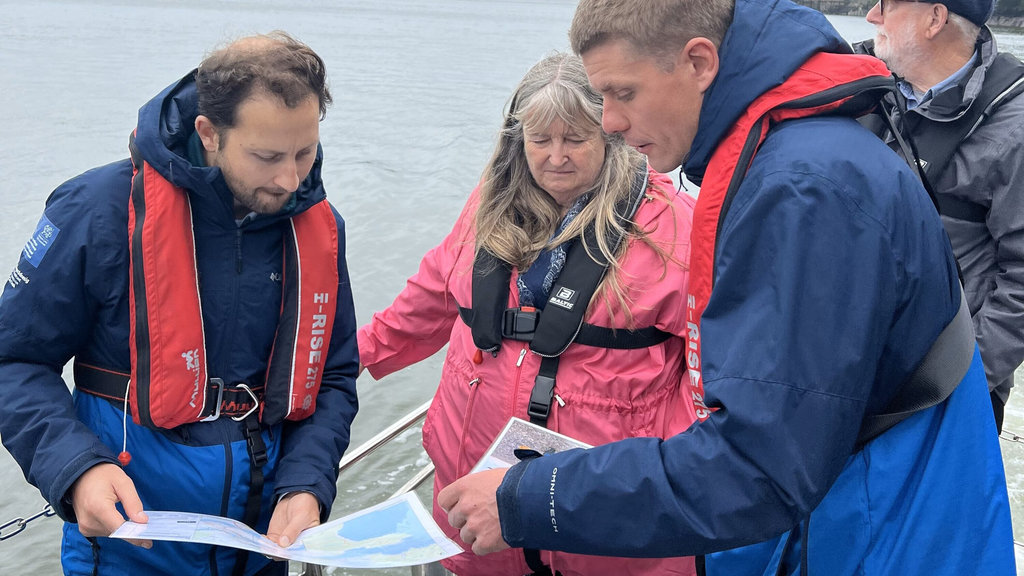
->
<box><xmin>0</xmin><ymin>71</ymin><xmax>359</xmax><ymax>575</ymax></box>
<box><xmin>495</xmin><ymin>1</ymin><xmax>1014</xmax><ymax>574</ymax></box>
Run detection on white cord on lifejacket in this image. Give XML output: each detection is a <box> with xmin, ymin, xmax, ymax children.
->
<box><xmin>118</xmin><ymin>382</ymin><xmax>132</xmax><ymax>467</ymax></box>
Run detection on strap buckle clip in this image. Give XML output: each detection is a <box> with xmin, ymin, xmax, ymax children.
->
<box><xmin>527</xmin><ymin>374</ymin><xmax>556</xmax><ymax>423</ymax></box>
<box><xmin>231</xmin><ymin>383</ymin><xmax>260</xmax><ymax>422</ymax></box>
<box><xmin>502</xmin><ymin>307</ymin><xmax>539</xmax><ymax>342</ymax></box>
<box><xmin>199</xmin><ymin>378</ymin><xmax>225</xmax><ymax>422</ymax></box>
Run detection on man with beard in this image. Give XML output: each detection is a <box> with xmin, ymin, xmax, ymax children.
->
<box><xmin>858</xmin><ymin>0</ymin><xmax>1024</xmax><ymax>433</ymax></box>
<box><xmin>0</xmin><ymin>32</ymin><xmax>359</xmax><ymax>575</ymax></box>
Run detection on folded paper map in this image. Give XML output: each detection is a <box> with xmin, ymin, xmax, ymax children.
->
<box><xmin>470</xmin><ymin>417</ymin><xmax>592</xmax><ymax>474</ymax></box>
<box><xmin>111</xmin><ymin>492</ymin><xmax>462</xmax><ymax>569</ymax></box>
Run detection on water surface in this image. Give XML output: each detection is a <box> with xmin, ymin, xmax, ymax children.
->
<box><xmin>1</xmin><ymin>3</ymin><xmax>1021</xmax><ymax>574</ymax></box>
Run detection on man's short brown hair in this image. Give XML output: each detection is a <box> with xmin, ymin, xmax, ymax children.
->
<box><xmin>196</xmin><ymin>31</ymin><xmax>332</xmax><ymax>129</ymax></box>
<box><xmin>569</xmin><ymin>0</ymin><xmax>734</xmax><ymax>67</ymax></box>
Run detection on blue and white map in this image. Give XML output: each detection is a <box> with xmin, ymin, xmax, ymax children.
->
<box><xmin>111</xmin><ymin>492</ymin><xmax>462</xmax><ymax>569</ymax></box>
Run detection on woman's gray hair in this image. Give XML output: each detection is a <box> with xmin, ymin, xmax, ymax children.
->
<box><xmin>475</xmin><ymin>52</ymin><xmax>667</xmax><ymax>324</ymax></box>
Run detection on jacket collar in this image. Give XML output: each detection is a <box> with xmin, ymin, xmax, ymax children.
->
<box><xmin>683</xmin><ymin>0</ymin><xmax>851</xmax><ymax>184</ymax></box>
<box><xmin>909</xmin><ymin>27</ymin><xmax>997</xmax><ymax>122</ymax></box>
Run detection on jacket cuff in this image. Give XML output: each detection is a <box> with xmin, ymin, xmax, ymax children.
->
<box><xmin>496</xmin><ymin>458</ymin><xmax>533</xmax><ymax>547</ymax></box>
<box><xmin>274</xmin><ymin>478</ymin><xmax>333</xmax><ymax>523</ymax></box>
<box><xmin>52</xmin><ymin>451</ymin><xmax>119</xmax><ymax>523</ymax></box>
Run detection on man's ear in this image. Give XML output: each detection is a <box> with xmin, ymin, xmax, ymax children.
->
<box><xmin>195</xmin><ymin>115</ymin><xmax>219</xmax><ymax>152</ymax></box>
<box><xmin>924</xmin><ymin>3</ymin><xmax>949</xmax><ymax>38</ymax></box>
<box><xmin>680</xmin><ymin>37</ymin><xmax>720</xmax><ymax>93</ymax></box>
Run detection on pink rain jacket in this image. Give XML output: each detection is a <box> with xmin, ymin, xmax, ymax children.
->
<box><xmin>359</xmin><ymin>170</ymin><xmax>698</xmax><ymax>576</ymax></box>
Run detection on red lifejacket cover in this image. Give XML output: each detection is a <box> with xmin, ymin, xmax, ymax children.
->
<box><xmin>685</xmin><ymin>53</ymin><xmax>893</xmax><ymax>421</ymax></box>
<box><xmin>127</xmin><ymin>132</ymin><xmax>338</xmax><ymax>429</ymax></box>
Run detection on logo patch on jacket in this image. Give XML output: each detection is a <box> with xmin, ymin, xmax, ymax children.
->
<box><xmin>6</xmin><ymin>265</ymin><xmax>30</xmax><ymax>289</ymax></box>
<box><xmin>23</xmin><ymin>214</ymin><xmax>60</xmax><ymax>268</ymax></box>
<box><xmin>548</xmin><ymin>287</ymin><xmax>578</xmax><ymax>311</ymax></box>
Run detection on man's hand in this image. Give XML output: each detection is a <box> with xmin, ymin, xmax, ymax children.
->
<box><xmin>266</xmin><ymin>491</ymin><xmax>320</xmax><ymax>548</ymax></box>
<box><xmin>437</xmin><ymin>468</ymin><xmax>510</xmax><ymax>555</ymax></box>
<box><xmin>70</xmin><ymin>463</ymin><xmax>150</xmax><ymax>547</ymax></box>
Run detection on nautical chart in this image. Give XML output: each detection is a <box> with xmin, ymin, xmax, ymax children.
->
<box><xmin>111</xmin><ymin>492</ymin><xmax>462</xmax><ymax>568</ymax></box>
<box><xmin>470</xmin><ymin>417</ymin><xmax>591</xmax><ymax>473</ymax></box>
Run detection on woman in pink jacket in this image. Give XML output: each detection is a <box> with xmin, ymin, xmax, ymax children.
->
<box><xmin>358</xmin><ymin>52</ymin><xmax>697</xmax><ymax>576</ymax></box>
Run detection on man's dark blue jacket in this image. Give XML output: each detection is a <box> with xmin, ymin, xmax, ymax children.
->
<box><xmin>0</xmin><ymin>71</ymin><xmax>359</xmax><ymax>575</ymax></box>
<box><xmin>495</xmin><ymin>1</ymin><xmax>1014</xmax><ymax>574</ymax></box>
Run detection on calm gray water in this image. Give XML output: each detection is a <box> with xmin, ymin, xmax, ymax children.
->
<box><xmin>0</xmin><ymin>2</ymin><xmax>1022</xmax><ymax>574</ymax></box>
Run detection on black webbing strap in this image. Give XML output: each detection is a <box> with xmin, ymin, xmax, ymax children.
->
<box><xmin>936</xmin><ymin>195</ymin><xmax>989</xmax><ymax>223</ymax></box>
<box><xmin>234</xmin><ymin>414</ymin><xmax>268</xmax><ymax>576</ymax></box>
<box><xmin>875</xmin><ymin>99</ymin><xmax>943</xmax><ymax>213</ymax></box>
<box><xmin>73</xmin><ymin>362</ymin><xmax>262</xmax><ymax>422</ymax></box>
<box><xmin>528</xmin><ymin>356</ymin><xmax>560</xmax><ymax>425</ymax></box>
<box><xmin>856</xmin><ymin>289</ymin><xmax>976</xmax><ymax>449</ymax></box>
<box><xmin>73</xmin><ymin>362</ymin><xmax>131</xmax><ymax>402</ymax></box>
<box><xmin>458</xmin><ymin>305</ymin><xmax>671</xmax><ymax>350</ymax></box>
<box><xmin>524</xmin><ymin>548</ymin><xmax>555</xmax><ymax>576</ymax></box>
<box><xmin>575</xmin><ymin>323</ymin><xmax>671</xmax><ymax>349</ymax></box>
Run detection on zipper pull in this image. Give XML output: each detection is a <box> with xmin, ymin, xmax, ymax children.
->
<box><xmin>516</xmin><ymin>348</ymin><xmax>527</xmax><ymax>367</ymax></box>
<box><xmin>473</xmin><ymin>349</ymin><xmax>483</xmax><ymax>364</ymax></box>
<box><xmin>554</xmin><ymin>394</ymin><xmax>565</xmax><ymax>407</ymax></box>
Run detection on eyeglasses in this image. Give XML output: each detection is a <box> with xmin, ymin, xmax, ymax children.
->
<box><xmin>877</xmin><ymin>0</ymin><xmax>921</xmax><ymax>16</ymax></box>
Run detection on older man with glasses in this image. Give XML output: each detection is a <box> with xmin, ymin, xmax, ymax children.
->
<box><xmin>857</xmin><ymin>0</ymin><xmax>1024</xmax><ymax>434</ymax></box>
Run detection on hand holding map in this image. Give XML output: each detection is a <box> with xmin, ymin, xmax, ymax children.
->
<box><xmin>111</xmin><ymin>492</ymin><xmax>462</xmax><ymax>569</ymax></box>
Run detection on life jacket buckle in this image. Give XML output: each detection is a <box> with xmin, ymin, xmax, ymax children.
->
<box><xmin>199</xmin><ymin>378</ymin><xmax>225</xmax><ymax>422</ymax></box>
<box><xmin>527</xmin><ymin>373</ymin><xmax>556</xmax><ymax>422</ymax></box>
<box><xmin>502</xmin><ymin>307</ymin><xmax>539</xmax><ymax>342</ymax></box>
<box><xmin>231</xmin><ymin>383</ymin><xmax>260</xmax><ymax>422</ymax></box>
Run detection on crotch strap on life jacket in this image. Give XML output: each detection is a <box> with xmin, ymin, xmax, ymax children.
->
<box><xmin>80</xmin><ymin>131</ymin><xmax>340</xmax><ymax>430</ymax></box>
<box><xmin>458</xmin><ymin>165</ymin><xmax>670</xmax><ymax>426</ymax></box>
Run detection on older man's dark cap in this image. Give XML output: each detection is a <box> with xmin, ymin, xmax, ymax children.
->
<box><xmin>941</xmin><ymin>0</ymin><xmax>995</xmax><ymax>27</ymax></box>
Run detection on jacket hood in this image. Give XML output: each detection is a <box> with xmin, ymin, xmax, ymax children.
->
<box><xmin>132</xmin><ymin>70</ymin><xmax>327</xmax><ymax>225</ymax></box>
<box><xmin>684</xmin><ymin>0</ymin><xmax>851</xmax><ymax>182</ymax></box>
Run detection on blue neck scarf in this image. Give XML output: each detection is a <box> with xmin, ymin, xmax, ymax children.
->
<box><xmin>517</xmin><ymin>193</ymin><xmax>591</xmax><ymax>309</ymax></box>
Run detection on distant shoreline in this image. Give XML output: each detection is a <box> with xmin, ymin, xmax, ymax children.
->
<box><xmin>825</xmin><ymin>10</ymin><xmax>1024</xmax><ymax>31</ymax></box>
<box><xmin>990</xmin><ymin>16</ymin><xmax>1024</xmax><ymax>31</ymax></box>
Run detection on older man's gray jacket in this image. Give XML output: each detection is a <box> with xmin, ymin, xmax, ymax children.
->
<box><xmin>863</xmin><ymin>29</ymin><xmax>1024</xmax><ymax>403</ymax></box>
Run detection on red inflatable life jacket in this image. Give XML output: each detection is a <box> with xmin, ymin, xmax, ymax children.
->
<box><xmin>685</xmin><ymin>53</ymin><xmax>894</xmax><ymax>421</ymax></box>
<box><xmin>125</xmin><ymin>131</ymin><xmax>339</xmax><ymax>429</ymax></box>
